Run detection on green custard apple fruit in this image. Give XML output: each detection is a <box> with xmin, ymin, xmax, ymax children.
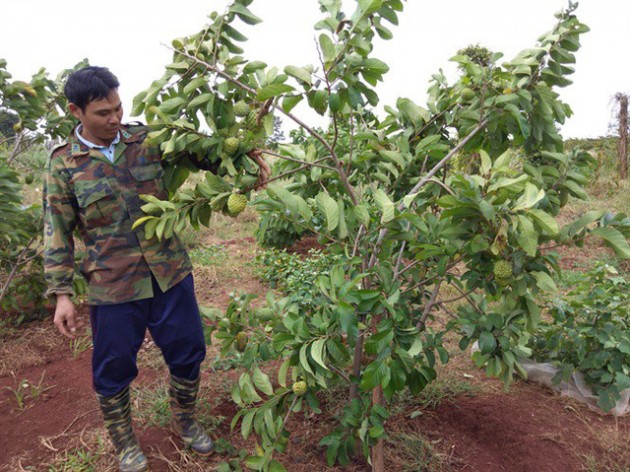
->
<box><xmin>493</xmin><ymin>260</ymin><xmax>513</xmax><ymax>283</ymax></box>
<box><xmin>461</xmin><ymin>87</ymin><xmax>475</xmax><ymax>101</ymax></box>
<box><xmin>243</xmin><ymin>110</ymin><xmax>259</xmax><ymax>130</ymax></box>
<box><xmin>235</xmin><ymin>332</ymin><xmax>248</xmax><ymax>352</ymax></box>
<box><xmin>233</xmin><ymin>100</ymin><xmax>250</xmax><ymax>117</ymax></box>
<box><xmin>224</xmin><ymin>137</ymin><xmax>240</xmax><ymax>156</ymax></box>
<box><xmin>227</xmin><ymin>193</ymin><xmax>248</xmax><ymax>216</ymax></box>
<box><xmin>292</xmin><ymin>381</ymin><xmax>307</xmax><ymax>397</ymax></box>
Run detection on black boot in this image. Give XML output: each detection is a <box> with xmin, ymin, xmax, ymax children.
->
<box><xmin>169</xmin><ymin>375</ymin><xmax>214</xmax><ymax>455</ymax></box>
<box><xmin>97</xmin><ymin>386</ymin><xmax>148</xmax><ymax>472</ymax></box>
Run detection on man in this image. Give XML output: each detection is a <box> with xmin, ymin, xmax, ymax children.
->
<box><xmin>43</xmin><ymin>66</ymin><xmax>269</xmax><ymax>472</ymax></box>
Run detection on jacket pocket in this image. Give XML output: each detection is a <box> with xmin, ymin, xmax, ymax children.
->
<box><xmin>128</xmin><ymin>162</ymin><xmax>166</xmax><ymax>198</ymax></box>
<box><xmin>75</xmin><ymin>181</ymin><xmax>123</xmax><ymax>228</ymax></box>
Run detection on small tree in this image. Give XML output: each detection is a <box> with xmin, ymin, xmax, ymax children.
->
<box><xmin>0</xmin><ymin>58</ymin><xmax>85</xmax><ymax>164</ymax></box>
<box><xmin>0</xmin><ymin>60</ymin><xmax>88</xmax><ymax>315</ymax></box>
<box><xmin>614</xmin><ymin>93</ymin><xmax>628</xmax><ymax>179</ymax></box>
<box><xmin>131</xmin><ymin>1</ymin><xmax>628</xmax><ymax>470</ymax></box>
<box><xmin>0</xmin><ymin>109</ymin><xmax>19</xmax><ymax>140</ymax></box>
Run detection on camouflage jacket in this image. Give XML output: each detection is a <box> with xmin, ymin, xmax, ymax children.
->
<box><xmin>43</xmin><ymin>123</ymin><xmax>192</xmax><ymax>305</ymax></box>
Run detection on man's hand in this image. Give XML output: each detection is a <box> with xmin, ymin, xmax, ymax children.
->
<box><xmin>247</xmin><ymin>149</ymin><xmax>271</xmax><ymax>189</ymax></box>
<box><xmin>53</xmin><ymin>294</ymin><xmax>80</xmax><ymax>338</ymax></box>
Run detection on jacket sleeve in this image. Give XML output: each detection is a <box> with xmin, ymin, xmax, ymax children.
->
<box><xmin>43</xmin><ymin>157</ymin><xmax>78</xmax><ymax>298</ymax></box>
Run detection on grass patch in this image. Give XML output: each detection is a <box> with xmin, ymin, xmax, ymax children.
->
<box><xmin>47</xmin><ymin>447</ymin><xmax>102</xmax><ymax>472</ymax></box>
<box><xmin>189</xmin><ymin>244</ymin><xmax>228</xmax><ymax>267</ymax></box>
<box><xmin>3</xmin><ymin>371</ymin><xmax>54</xmax><ymax>411</ymax></box>
<box><xmin>69</xmin><ymin>329</ymin><xmax>93</xmax><ymax>359</ymax></box>
<box><xmin>207</xmin><ymin>209</ymin><xmax>260</xmax><ymax>240</ymax></box>
<box><xmin>386</xmin><ymin>431</ymin><xmax>452</xmax><ymax>472</ymax></box>
<box><xmin>40</xmin><ymin>428</ymin><xmax>115</xmax><ymax>472</ymax></box>
<box><xmin>392</xmin><ymin>374</ymin><xmax>477</xmax><ymax>415</ymax></box>
<box><xmin>136</xmin><ymin>342</ymin><xmax>167</xmax><ymax>371</ymax></box>
<box><xmin>132</xmin><ymin>381</ymin><xmax>171</xmax><ymax>428</ymax></box>
<box><xmin>132</xmin><ymin>380</ymin><xmax>226</xmax><ymax>434</ymax></box>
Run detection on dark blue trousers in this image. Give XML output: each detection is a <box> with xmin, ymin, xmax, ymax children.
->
<box><xmin>90</xmin><ymin>274</ymin><xmax>206</xmax><ymax>396</ymax></box>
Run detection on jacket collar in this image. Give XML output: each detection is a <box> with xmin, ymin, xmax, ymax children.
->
<box><xmin>67</xmin><ymin>124</ymin><xmax>141</xmax><ymax>158</ymax></box>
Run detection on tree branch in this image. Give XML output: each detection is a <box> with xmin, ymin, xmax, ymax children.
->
<box><xmin>437</xmin><ymin>288</ymin><xmax>475</xmax><ymax>305</ymax></box>
<box><xmin>416</xmin><ymin>280</ymin><xmax>442</xmax><ymax>331</ymax></box>
<box><xmin>261</xmin><ymin>150</ymin><xmax>335</xmax><ymax>171</ymax></box>
<box><xmin>166</xmin><ymin>44</ymin><xmax>361</xmax><ymax>206</ymax></box>
<box><xmin>367</xmin><ymin>120</ymin><xmax>488</xmax><ymax>270</ymax></box>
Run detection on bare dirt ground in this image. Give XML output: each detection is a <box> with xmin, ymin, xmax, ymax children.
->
<box><xmin>1</xmin><ymin>227</ymin><xmax>629</xmax><ymax>471</ymax></box>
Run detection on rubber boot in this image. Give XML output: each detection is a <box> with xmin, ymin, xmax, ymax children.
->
<box><xmin>97</xmin><ymin>386</ymin><xmax>149</xmax><ymax>472</ymax></box>
<box><xmin>169</xmin><ymin>375</ymin><xmax>214</xmax><ymax>455</ymax></box>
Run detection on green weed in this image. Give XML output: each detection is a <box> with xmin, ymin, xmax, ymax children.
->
<box><xmin>392</xmin><ymin>374</ymin><xmax>477</xmax><ymax>415</ymax></box>
<box><xmin>70</xmin><ymin>330</ymin><xmax>92</xmax><ymax>359</ymax></box>
<box><xmin>189</xmin><ymin>244</ymin><xmax>228</xmax><ymax>266</ymax></box>
<box><xmin>386</xmin><ymin>431</ymin><xmax>450</xmax><ymax>472</ymax></box>
<box><xmin>47</xmin><ymin>448</ymin><xmax>100</xmax><ymax>472</ymax></box>
<box><xmin>4</xmin><ymin>371</ymin><xmax>54</xmax><ymax>411</ymax></box>
<box><xmin>132</xmin><ymin>381</ymin><xmax>226</xmax><ymax>434</ymax></box>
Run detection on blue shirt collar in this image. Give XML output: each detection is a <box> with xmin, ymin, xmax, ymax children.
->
<box><xmin>75</xmin><ymin>125</ymin><xmax>120</xmax><ymax>162</ymax></box>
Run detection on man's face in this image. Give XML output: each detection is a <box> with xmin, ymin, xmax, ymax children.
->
<box><xmin>69</xmin><ymin>89</ymin><xmax>123</xmax><ymax>146</ymax></box>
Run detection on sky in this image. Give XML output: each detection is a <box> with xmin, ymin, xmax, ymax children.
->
<box><xmin>1</xmin><ymin>0</ymin><xmax>629</xmax><ymax>139</ymax></box>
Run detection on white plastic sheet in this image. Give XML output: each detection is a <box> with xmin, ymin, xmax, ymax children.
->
<box><xmin>519</xmin><ymin>359</ymin><xmax>630</xmax><ymax>417</ymax></box>
<box><xmin>471</xmin><ymin>342</ymin><xmax>630</xmax><ymax>416</ymax></box>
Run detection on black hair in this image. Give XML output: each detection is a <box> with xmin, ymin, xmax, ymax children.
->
<box><xmin>64</xmin><ymin>66</ymin><xmax>120</xmax><ymax>111</ymax></box>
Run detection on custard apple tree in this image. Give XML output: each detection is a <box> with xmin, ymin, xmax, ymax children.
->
<box><xmin>131</xmin><ymin>1</ymin><xmax>629</xmax><ymax>470</ymax></box>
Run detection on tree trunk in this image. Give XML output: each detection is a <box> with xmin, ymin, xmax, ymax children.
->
<box><xmin>618</xmin><ymin>94</ymin><xmax>628</xmax><ymax>179</ymax></box>
<box><xmin>370</xmin><ymin>386</ymin><xmax>385</xmax><ymax>472</ymax></box>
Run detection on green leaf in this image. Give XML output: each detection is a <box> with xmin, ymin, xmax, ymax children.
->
<box><xmin>269</xmin><ymin>460</ymin><xmax>287</xmax><ymax>472</ymax></box>
<box><xmin>311</xmin><ymin>339</ymin><xmax>329</xmax><ymax>371</ymax></box>
<box><xmin>479</xmin><ymin>150</ymin><xmax>492</xmax><ymax>175</ymax></box>
<box><xmin>277</xmin><ymin>359</ymin><xmax>290</xmax><ymax>388</ymax></box>
<box><xmin>591</xmin><ymin>227</ymin><xmax>630</xmax><ymax>258</ymax></box>
<box><xmin>282</xmin><ymin>94</ymin><xmax>303</xmax><ymax>113</ymax></box>
<box><xmin>244</xmin><ymin>454</ymin><xmax>265</xmax><ymax>470</ymax></box>
<box><xmin>187</xmin><ymin>93</ymin><xmax>212</xmax><ymax>109</ymax></box>
<box><xmin>397</xmin><ymin>97</ymin><xmax>429</xmax><ymax>126</ymax></box>
<box><xmin>337</xmin><ymin>200</ymin><xmax>348</xmax><ymax>239</ymax></box>
<box><xmin>487</xmin><ymin>175</ymin><xmax>528</xmax><ymax>193</ymax></box>
<box><xmin>516</xmin><ymin>214</ymin><xmax>538</xmax><ymax>257</ymax></box>
<box><xmin>359</xmin><ymin>0</ymin><xmax>383</xmax><ymax>15</ymax></box>
<box><xmin>354</xmin><ymin>204</ymin><xmax>371</xmax><ymax>228</ymax></box>
<box><xmin>252</xmin><ymin>366</ymin><xmax>274</xmax><ymax>396</ymax></box>
<box><xmin>513</xmin><ymin>183</ymin><xmax>545</xmax><ymax>211</ymax></box>
<box><xmin>478</xmin><ymin>332</ymin><xmax>496</xmax><ymax>355</ymax></box>
<box><xmin>299</xmin><ymin>344</ymin><xmax>315</xmax><ymax>376</ymax></box>
<box><xmin>319</xmin><ymin>34</ymin><xmax>336</xmax><ymax>63</ymax></box>
<box><xmin>183</xmin><ymin>77</ymin><xmax>207</xmax><ymax>95</ymax></box>
<box><xmin>229</xmin><ymin>3</ymin><xmax>262</xmax><ymax>25</ymax></box>
<box><xmin>362</xmin><ymin>58</ymin><xmax>389</xmax><ymax>75</ymax></box>
<box><xmin>241</xmin><ymin>410</ymin><xmax>255</xmax><ymax>439</ymax></box>
<box><xmin>560</xmin><ymin>179</ymin><xmax>588</xmax><ymax>200</ymax></box>
<box><xmin>531</xmin><ymin>271</ymin><xmax>558</xmax><ymax>294</ymax></box>
<box><xmin>360</xmin><ymin>360</ymin><xmax>389</xmax><ymax>390</ymax></box>
<box><xmin>315</xmin><ymin>192</ymin><xmax>339</xmax><ymax>232</ymax></box>
<box><xmin>478</xmin><ymin>200</ymin><xmax>495</xmax><ymax>222</ymax></box>
<box><xmin>540</xmin><ymin>150</ymin><xmax>568</xmax><ymax>166</ymax></box>
<box><xmin>243</xmin><ymin>61</ymin><xmax>267</xmax><ymax>73</ymax></box>
<box><xmin>284</xmin><ymin>65</ymin><xmax>312</xmax><ymax>86</ymax></box>
<box><xmin>561</xmin><ymin>210</ymin><xmax>605</xmax><ymax>239</ymax></box>
<box><xmin>257</xmin><ymin>83</ymin><xmax>294</xmax><ymax>101</ymax></box>
<box><xmin>373</xmin><ymin>188</ymin><xmax>395</xmax><ymax>223</ymax></box>
<box><xmin>596</xmin><ymin>387</ymin><xmax>617</xmax><ymax>412</ymax></box>
<box><xmin>159</xmin><ymin>97</ymin><xmax>186</xmax><ymax>113</ymax></box>
<box><xmin>312</xmin><ymin>90</ymin><xmax>328</xmax><ymax>115</ymax></box>
<box><xmin>131</xmin><ymin>91</ymin><xmax>147</xmax><ymax>116</ymax></box>
<box><xmin>379</xmin><ymin>150</ymin><xmax>405</xmax><ymax>169</ymax></box>
<box><xmin>527</xmin><ymin>209</ymin><xmax>559</xmax><ymax>236</ymax></box>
